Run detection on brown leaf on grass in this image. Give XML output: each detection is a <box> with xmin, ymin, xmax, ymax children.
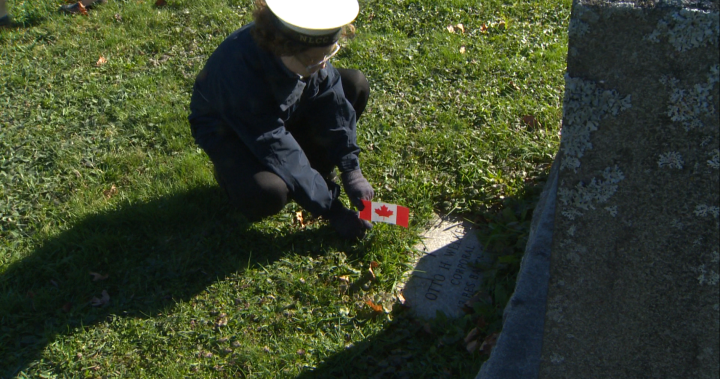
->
<box><xmin>455</xmin><ymin>23</ymin><xmax>465</xmax><ymax>33</ymax></box>
<box><xmin>367</xmin><ymin>267</ymin><xmax>376</xmax><ymax>280</ymax></box>
<box><xmin>89</xmin><ymin>271</ymin><xmax>108</xmax><ymax>281</ymax></box>
<box><xmin>337</xmin><ymin>275</ymin><xmax>350</xmax><ymax>284</ymax></box>
<box><xmin>464</xmin><ymin>327</ymin><xmax>481</xmax><ymax>344</ymax></box>
<box><xmin>91</xmin><ymin>290</ymin><xmax>110</xmax><ymax>307</ymax></box>
<box><xmin>478</xmin><ymin>332</ymin><xmax>499</xmax><ymax>355</ymax></box>
<box><xmin>103</xmin><ymin>184</ymin><xmax>117</xmax><ymax>199</ymax></box>
<box><xmin>76</xmin><ymin>2</ymin><xmax>88</xmax><ymax>16</ymax></box>
<box><xmin>365</xmin><ymin>300</ymin><xmax>383</xmax><ymax>313</ymax></box>
<box><xmin>522</xmin><ymin>115</ymin><xmax>542</xmax><ymax>129</ymax></box>
<box><xmin>367</xmin><ymin>261</ymin><xmax>380</xmax><ymax>280</ymax></box>
<box><xmin>459</xmin><ymin>46</ymin><xmax>466</xmax><ymax>54</ymax></box>
<box><xmin>480</xmin><ymin>24</ymin><xmax>488</xmax><ymax>33</ymax></box>
<box><xmin>396</xmin><ymin>292</ymin><xmax>406</xmax><ymax>305</ymax></box>
<box><xmin>446</xmin><ymin>25</ymin><xmax>455</xmax><ymax>33</ymax></box>
<box><xmin>295</xmin><ymin>211</ymin><xmax>305</xmax><ymax>227</ymax></box>
<box><xmin>96</xmin><ymin>56</ymin><xmax>107</xmax><ymax>66</ymax></box>
<box><xmin>155</xmin><ymin>0</ymin><xmax>167</xmax><ymax>6</ymax></box>
<box><xmin>216</xmin><ymin>313</ymin><xmax>228</xmax><ymax>327</ymax></box>
<box><xmin>466</xmin><ymin>339</ymin><xmax>479</xmax><ymax>353</ymax></box>
<box><xmin>114</xmin><ymin>13</ymin><xmax>122</xmax><ymax>22</ymax></box>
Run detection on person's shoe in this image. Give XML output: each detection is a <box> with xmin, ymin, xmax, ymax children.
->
<box><xmin>59</xmin><ymin>0</ymin><xmax>107</xmax><ymax>14</ymax></box>
<box><xmin>0</xmin><ymin>15</ymin><xmax>12</xmax><ymax>27</ymax></box>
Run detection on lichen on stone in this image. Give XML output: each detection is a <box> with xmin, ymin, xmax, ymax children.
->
<box><xmin>658</xmin><ymin>151</ymin><xmax>685</xmax><ymax>169</ymax></box>
<box><xmin>558</xmin><ymin>165</ymin><xmax>625</xmax><ymax>219</ymax></box>
<box><xmin>707</xmin><ymin>149</ymin><xmax>719</xmax><ymax>169</ymax></box>
<box><xmin>605</xmin><ymin>205</ymin><xmax>618</xmax><ymax>217</ymax></box>
<box><xmin>670</xmin><ymin>218</ymin><xmax>684</xmax><ymax>229</ymax></box>
<box><xmin>694</xmin><ymin>204</ymin><xmax>720</xmax><ymax>218</ymax></box>
<box><xmin>568</xmin><ymin>20</ymin><xmax>589</xmax><ymax>38</ymax></box>
<box><xmin>560</xmin><ymin>76</ymin><xmax>632</xmax><ymax>172</ymax></box>
<box><xmin>661</xmin><ymin>68</ymin><xmax>719</xmax><ymax>131</ymax></box>
<box><xmin>550</xmin><ymin>353</ymin><xmax>565</xmax><ymax>364</ymax></box>
<box><xmin>697</xmin><ymin>264</ymin><xmax>720</xmax><ymax>286</ymax></box>
<box><xmin>646</xmin><ymin>9</ymin><xmax>719</xmax><ymax>52</ymax></box>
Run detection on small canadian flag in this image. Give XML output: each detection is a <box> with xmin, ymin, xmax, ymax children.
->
<box><xmin>359</xmin><ymin>200</ymin><xmax>410</xmax><ymax>228</ymax></box>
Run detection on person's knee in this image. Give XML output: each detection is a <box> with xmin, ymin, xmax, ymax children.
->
<box><xmin>339</xmin><ymin>69</ymin><xmax>370</xmax><ymax>117</ymax></box>
<box><xmin>239</xmin><ymin>172</ymin><xmax>289</xmax><ymax>221</ymax></box>
<box><xmin>344</xmin><ymin>70</ymin><xmax>369</xmax><ymax>100</ymax></box>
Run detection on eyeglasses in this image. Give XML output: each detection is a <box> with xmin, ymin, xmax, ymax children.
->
<box><xmin>303</xmin><ymin>44</ymin><xmax>341</xmax><ymax>72</ymax></box>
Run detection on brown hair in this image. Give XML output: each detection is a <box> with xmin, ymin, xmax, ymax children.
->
<box><xmin>251</xmin><ymin>0</ymin><xmax>356</xmax><ymax>57</ymax></box>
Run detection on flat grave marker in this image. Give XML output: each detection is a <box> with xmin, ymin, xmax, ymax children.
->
<box><xmin>401</xmin><ymin>214</ymin><xmax>489</xmax><ymax>319</ymax></box>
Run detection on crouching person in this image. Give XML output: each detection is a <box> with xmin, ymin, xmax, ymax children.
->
<box><xmin>188</xmin><ymin>0</ymin><xmax>374</xmax><ymax>239</ymax></box>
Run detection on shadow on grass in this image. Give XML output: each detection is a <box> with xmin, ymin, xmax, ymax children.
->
<box><xmin>0</xmin><ymin>185</ymin><xmax>350</xmax><ymax>377</ymax></box>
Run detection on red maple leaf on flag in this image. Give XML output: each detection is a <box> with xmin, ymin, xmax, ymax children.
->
<box><xmin>375</xmin><ymin>205</ymin><xmax>393</xmax><ymax>218</ymax></box>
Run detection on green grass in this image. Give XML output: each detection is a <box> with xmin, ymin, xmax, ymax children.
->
<box><xmin>0</xmin><ymin>0</ymin><xmax>570</xmax><ymax>377</ymax></box>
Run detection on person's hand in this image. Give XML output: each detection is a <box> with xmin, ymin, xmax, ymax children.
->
<box><xmin>341</xmin><ymin>169</ymin><xmax>374</xmax><ymax>210</ymax></box>
<box><xmin>326</xmin><ymin>204</ymin><xmax>373</xmax><ymax>240</ymax></box>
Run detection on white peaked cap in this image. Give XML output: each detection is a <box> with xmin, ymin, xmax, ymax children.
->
<box><xmin>266</xmin><ymin>0</ymin><xmax>359</xmax><ymax>35</ymax></box>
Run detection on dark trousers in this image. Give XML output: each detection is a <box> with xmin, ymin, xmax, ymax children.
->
<box><xmin>193</xmin><ymin>68</ymin><xmax>369</xmax><ymax>221</ymax></box>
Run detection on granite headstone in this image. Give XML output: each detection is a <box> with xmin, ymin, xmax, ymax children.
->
<box><xmin>478</xmin><ymin>0</ymin><xmax>719</xmax><ymax>378</ymax></box>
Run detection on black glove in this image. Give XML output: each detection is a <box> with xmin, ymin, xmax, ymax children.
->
<box><xmin>341</xmin><ymin>169</ymin><xmax>374</xmax><ymax>210</ymax></box>
<box><xmin>325</xmin><ymin>201</ymin><xmax>373</xmax><ymax>240</ymax></box>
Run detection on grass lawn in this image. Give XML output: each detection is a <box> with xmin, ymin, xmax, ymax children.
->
<box><xmin>0</xmin><ymin>0</ymin><xmax>570</xmax><ymax>377</ymax></box>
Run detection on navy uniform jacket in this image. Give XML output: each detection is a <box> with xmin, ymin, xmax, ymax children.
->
<box><xmin>188</xmin><ymin>23</ymin><xmax>361</xmax><ymax>216</ymax></box>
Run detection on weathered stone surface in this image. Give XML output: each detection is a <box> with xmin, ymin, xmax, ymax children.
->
<box><xmin>539</xmin><ymin>1</ymin><xmax>720</xmax><ymax>378</ymax></box>
<box><xmin>476</xmin><ymin>158</ymin><xmax>559</xmax><ymax>379</ymax></box>
<box><xmin>477</xmin><ymin>0</ymin><xmax>719</xmax><ymax>378</ymax></box>
<box><xmin>402</xmin><ymin>214</ymin><xmax>487</xmax><ymax>319</ymax></box>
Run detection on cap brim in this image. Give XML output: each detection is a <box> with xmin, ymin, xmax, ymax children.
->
<box><xmin>266</xmin><ymin>0</ymin><xmax>359</xmax><ymax>32</ymax></box>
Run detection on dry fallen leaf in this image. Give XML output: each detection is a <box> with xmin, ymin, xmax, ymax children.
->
<box><xmin>478</xmin><ymin>332</ymin><xmax>499</xmax><ymax>355</ymax></box>
<box><xmin>464</xmin><ymin>327</ymin><xmax>481</xmax><ymax>344</ymax></box>
<box><xmin>89</xmin><ymin>271</ymin><xmax>108</xmax><ymax>281</ymax></box>
<box><xmin>396</xmin><ymin>292</ymin><xmax>406</xmax><ymax>304</ymax></box>
<box><xmin>337</xmin><ymin>275</ymin><xmax>350</xmax><ymax>284</ymax></box>
<box><xmin>114</xmin><ymin>13</ymin><xmax>122</xmax><ymax>22</ymax></box>
<box><xmin>155</xmin><ymin>0</ymin><xmax>167</xmax><ymax>6</ymax></box>
<box><xmin>91</xmin><ymin>290</ymin><xmax>110</xmax><ymax>307</ymax></box>
<box><xmin>76</xmin><ymin>2</ymin><xmax>88</xmax><ymax>16</ymax></box>
<box><xmin>466</xmin><ymin>339</ymin><xmax>479</xmax><ymax>353</ymax></box>
<box><xmin>459</xmin><ymin>46</ymin><xmax>466</xmax><ymax>54</ymax></box>
<box><xmin>446</xmin><ymin>25</ymin><xmax>455</xmax><ymax>33</ymax></box>
<box><xmin>455</xmin><ymin>23</ymin><xmax>465</xmax><ymax>33</ymax></box>
<box><xmin>216</xmin><ymin>313</ymin><xmax>228</xmax><ymax>327</ymax></box>
<box><xmin>365</xmin><ymin>300</ymin><xmax>383</xmax><ymax>313</ymax></box>
<box><xmin>522</xmin><ymin>115</ymin><xmax>542</xmax><ymax>129</ymax></box>
<box><xmin>103</xmin><ymin>184</ymin><xmax>117</xmax><ymax>199</ymax></box>
<box><xmin>96</xmin><ymin>56</ymin><xmax>107</xmax><ymax>66</ymax></box>
<box><xmin>370</xmin><ymin>261</ymin><xmax>380</xmax><ymax>269</ymax></box>
<box><xmin>295</xmin><ymin>211</ymin><xmax>305</xmax><ymax>226</ymax></box>
<box><xmin>480</xmin><ymin>24</ymin><xmax>488</xmax><ymax>33</ymax></box>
